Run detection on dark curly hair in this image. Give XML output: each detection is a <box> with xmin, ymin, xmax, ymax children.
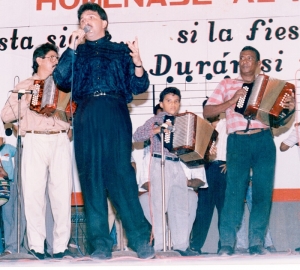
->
<box><xmin>32</xmin><ymin>43</ymin><xmax>58</xmax><ymax>75</ymax></box>
<box><xmin>77</xmin><ymin>3</ymin><xmax>111</xmax><ymax>40</ymax></box>
<box><xmin>159</xmin><ymin>87</ymin><xmax>181</xmax><ymax>102</ymax></box>
<box><xmin>241</xmin><ymin>46</ymin><xmax>260</xmax><ymax>61</ymax></box>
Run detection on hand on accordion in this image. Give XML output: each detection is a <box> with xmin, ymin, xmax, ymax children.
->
<box><xmin>282</xmin><ymin>94</ymin><xmax>295</xmax><ymax>112</ymax></box>
<box><xmin>232</xmin><ymin>87</ymin><xmax>248</xmax><ymax>105</ymax></box>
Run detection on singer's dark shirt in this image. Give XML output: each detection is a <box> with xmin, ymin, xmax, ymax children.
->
<box><xmin>53</xmin><ymin>36</ymin><xmax>149</xmax><ymax>104</ymax></box>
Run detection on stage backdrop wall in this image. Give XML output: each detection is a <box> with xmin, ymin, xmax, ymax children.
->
<box><xmin>0</xmin><ymin>0</ymin><xmax>300</xmax><ymax>201</ymax></box>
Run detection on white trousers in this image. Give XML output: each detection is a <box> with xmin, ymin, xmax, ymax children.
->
<box><xmin>22</xmin><ymin>133</ymin><xmax>72</xmax><ymax>254</ymax></box>
<box><xmin>139</xmin><ymin>189</ymin><xmax>198</xmax><ymax>240</ymax></box>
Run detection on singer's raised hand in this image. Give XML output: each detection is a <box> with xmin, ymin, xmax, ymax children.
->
<box><xmin>126</xmin><ymin>37</ymin><xmax>144</xmax><ymax>77</ymax></box>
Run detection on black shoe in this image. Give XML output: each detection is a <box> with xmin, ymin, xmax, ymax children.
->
<box><xmin>190</xmin><ymin>247</ymin><xmax>202</xmax><ymax>255</ymax></box>
<box><xmin>175</xmin><ymin>248</ymin><xmax>200</xmax><ymax>256</ymax></box>
<box><xmin>90</xmin><ymin>249</ymin><xmax>112</xmax><ymax>260</ymax></box>
<box><xmin>29</xmin><ymin>249</ymin><xmax>45</xmax><ymax>260</ymax></box>
<box><xmin>136</xmin><ymin>242</ymin><xmax>155</xmax><ymax>259</ymax></box>
<box><xmin>218</xmin><ymin>246</ymin><xmax>233</xmax><ymax>256</ymax></box>
<box><xmin>249</xmin><ymin>245</ymin><xmax>267</xmax><ymax>255</ymax></box>
<box><xmin>295</xmin><ymin>247</ymin><xmax>300</xmax><ymax>252</ymax></box>
<box><xmin>53</xmin><ymin>249</ymin><xmax>74</xmax><ymax>259</ymax></box>
<box><xmin>266</xmin><ymin>245</ymin><xmax>276</xmax><ymax>253</ymax></box>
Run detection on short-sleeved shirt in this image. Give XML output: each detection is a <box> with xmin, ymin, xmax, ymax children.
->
<box><xmin>206</xmin><ymin>77</ymin><xmax>268</xmax><ymax>134</ymax></box>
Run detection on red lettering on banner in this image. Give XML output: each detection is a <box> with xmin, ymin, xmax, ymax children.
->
<box><xmin>124</xmin><ymin>0</ymin><xmax>143</xmax><ymax>7</ymax></box>
<box><xmin>170</xmin><ymin>0</ymin><xmax>213</xmax><ymax>6</ymax></box>
<box><xmin>103</xmin><ymin>0</ymin><xmax>122</xmax><ymax>8</ymax></box>
<box><xmin>37</xmin><ymin>0</ymin><xmax>56</xmax><ymax>10</ymax></box>
<box><xmin>36</xmin><ymin>0</ymin><xmax>101</xmax><ymax>10</ymax></box>
<box><xmin>170</xmin><ymin>0</ymin><xmax>189</xmax><ymax>6</ymax></box>
<box><xmin>192</xmin><ymin>0</ymin><xmax>212</xmax><ymax>4</ymax></box>
<box><xmin>147</xmin><ymin>0</ymin><xmax>167</xmax><ymax>6</ymax></box>
<box><xmin>233</xmin><ymin>0</ymin><xmax>276</xmax><ymax>3</ymax></box>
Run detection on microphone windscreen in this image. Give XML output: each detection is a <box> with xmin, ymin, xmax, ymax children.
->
<box><xmin>83</xmin><ymin>25</ymin><xmax>91</xmax><ymax>33</ymax></box>
<box><xmin>5</xmin><ymin>128</ymin><xmax>12</xmax><ymax>136</ymax></box>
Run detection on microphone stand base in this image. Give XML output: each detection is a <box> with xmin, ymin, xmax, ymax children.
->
<box><xmin>155</xmin><ymin>250</ymin><xmax>181</xmax><ymax>258</ymax></box>
<box><xmin>112</xmin><ymin>250</ymin><xmax>138</xmax><ymax>258</ymax></box>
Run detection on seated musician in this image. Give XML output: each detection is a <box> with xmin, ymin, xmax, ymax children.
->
<box><xmin>133</xmin><ymin>87</ymin><xmax>201</xmax><ymax>256</ymax></box>
<box><xmin>203</xmin><ymin>46</ymin><xmax>295</xmax><ymax>256</ymax></box>
<box><xmin>1</xmin><ymin>43</ymin><xmax>73</xmax><ymax>260</ymax></box>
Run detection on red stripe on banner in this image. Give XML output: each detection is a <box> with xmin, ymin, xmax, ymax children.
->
<box><xmin>71</xmin><ymin>192</ymin><xmax>84</xmax><ymax>206</ymax></box>
<box><xmin>272</xmin><ymin>189</ymin><xmax>300</xmax><ymax>202</ymax></box>
<box><xmin>71</xmin><ymin>189</ymin><xmax>300</xmax><ymax>205</ymax></box>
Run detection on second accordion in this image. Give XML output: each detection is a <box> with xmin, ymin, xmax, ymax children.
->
<box><xmin>30</xmin><ymin>75</ymin><xmax>77</xmax><ymax>122</ymax></box>
<box><xmin>234</xmin><ymin>74</ymin><xmax>295</xmax><ymax>128</ymax></box>
<box><xmin>163</xmin><ymin>112</ymin><xmax>218</xmax><ymax>167</ymax></box>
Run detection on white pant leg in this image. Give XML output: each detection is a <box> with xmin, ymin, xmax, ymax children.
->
<box><xmin>166</xmin><ymin>161</ymin><xmax>189</xmax><ymax>251</ymax></box>
<box><xmin>22</xmin><ymin>134</ymin><xmax>50</xmax><ymax>253</ymax></box>
<box><xmin>139</xmin><ymin>192</ymin><xmax>151</xmax><ymax>224</ymax></box>
<box><xmin>47</xmin><ymin>133</ymin><xmax>72</xmax><ymax>253</ymax></box>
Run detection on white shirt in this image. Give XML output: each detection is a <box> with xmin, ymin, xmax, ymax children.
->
<box><xmin>214</xmin><ymin>118</ymin><xmax>228</xmax><ymax>161</ymax></box>
<box><xmin>282</xmin><ymin>126</ymin><xmax>300</xmax><ymax>148</ymax></box>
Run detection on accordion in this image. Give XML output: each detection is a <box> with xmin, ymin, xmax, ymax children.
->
<box><xmin>30</xmin><ymin>75</ymin><xmax>77</xmax><ymax>122</ymax></box>
<box><xmin>162</xmin><ymin>112</ymin><xmax>218</xmax><ymax>167</ymax></box>
<box><xmin>235</xmin><ymin>74</ymin><xmax>295</xmax><ymax>128</ymax></box>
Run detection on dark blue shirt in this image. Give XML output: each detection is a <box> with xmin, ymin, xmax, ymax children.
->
<box><xmin>53</xmin><ymin>36</ymin><xmax>150</xmax><ymax>103</ymax></box>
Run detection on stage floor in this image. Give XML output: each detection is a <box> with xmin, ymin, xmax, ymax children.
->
<box><xmin>0</xmin><ymin>250</ymin><xmax>300</xmax><ymax>269</ymax></box>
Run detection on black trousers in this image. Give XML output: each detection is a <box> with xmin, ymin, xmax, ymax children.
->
<box><xmin>190</xmin><ymin>161</ymin><xmax>227</xmax><ymax>252</ymax></box>
<box><xmin>74</xmin><ymin>95</ymin><xmax>151</xmax><ymax>253</ymax></box>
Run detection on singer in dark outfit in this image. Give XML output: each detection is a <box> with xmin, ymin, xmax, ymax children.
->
<box><xmin>53</xmin><ymin>3</ymin><xmax>154</xmax><ymax>260</ymax></box>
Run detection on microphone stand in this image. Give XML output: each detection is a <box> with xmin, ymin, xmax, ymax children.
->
<box><xmin>155</xmin><ymin>128</ymin><xmax>180</xmax><ymax>258</ymax></box>
<box><xmin>2</xmin><ymin>93</ymin><xmax>35</xmax><ymax>260</ymax></box>
<box><xmin>16</xmin><ymin>93</ymin><xmax>22</xmax><ymax>253</ymax></box>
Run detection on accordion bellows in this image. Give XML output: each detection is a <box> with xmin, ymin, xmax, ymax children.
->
<box><xmin>30</xmin><ymin>75</ymin><xmax>77</xmax><ymax>122</ymax></box>
<box><xmin>235</xmin><ymin>74</ymin><xmax>295</xmax><ymax>127</ymax></box>
<box><xmin>163</xmin><ymin>112</ymin><xmax>218</xmax><ymax>167</ymax></box>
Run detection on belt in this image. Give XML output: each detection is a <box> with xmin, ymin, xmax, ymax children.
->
<box><xmin>26</xmin><ymin>130</ymin><xmax>67</xmax><ymax>135</ymax></box>
<box><xmin>152</xmin><ymin>153</ymin><xmax>180</xmax><ymax>162</ymax></box>
<box><xmin>89</xmin><ymin>91</ymin><xmax>123</xmax><ymax>99</ymax></box>
<box><xmin>209</xmin><ymin>160</ymin><xmax>226</xmax><ymax>164</ymax></box>
<box><xmin>233</xmin><ymin>128</ymin><xmax>269</xmax><ymax>135</ymax></box>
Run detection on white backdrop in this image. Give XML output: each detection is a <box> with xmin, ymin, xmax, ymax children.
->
<box><xmin>0</xmin><ymin>0</ymin><xmax>299</xmax><ymax>191</ymax></box>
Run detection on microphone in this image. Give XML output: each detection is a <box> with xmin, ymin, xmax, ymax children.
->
<box><xmin>155</xmin><ymin>122</ymin><xmax>175</xmax><ymax>132</ymax></box>
<box><xmin>5</xmin><ymin>128</ymin><xmax>12</xmax><ymax>136</ymax></box>
<box><xmin>10</xmin><ymin>89</ymin><xmax>37</xmax><ymax>94</ymax></box>
<box><xmin>75</xmin><ymin>25</ymin><xmax>91</xmax><ymax>40</ymax></box>
<box><xmin>4</xmin><ymin>123</ymin><xmax>13</xmax><ymax>136</ymax></box>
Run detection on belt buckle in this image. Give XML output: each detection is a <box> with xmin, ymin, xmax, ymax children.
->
<box><xmin>45</xmin><ymin>130</ymin><xmax>50</xmax><ymax>135</ymax></box>
<box><xmin>94</xmin><ymin>91</ymin><xmax>106</xmax><ymax>97</ymax></box>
